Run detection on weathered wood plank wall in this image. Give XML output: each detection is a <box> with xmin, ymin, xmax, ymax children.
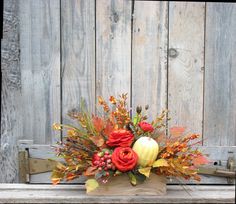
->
<box><xmin>168</xmin><ymin>2</ymin><xmax>205</xmax><ymax>135</ymax></box>
<box><xmin>132</xmin><ymin>1</ymin><xmax>168</xmax><ymax>120</ymax></box>
<box><xmin>204</xmin><ymin>3</ymin><xmax>236</xmax><ymax>146</ymax></box>
<box><xmin>1</xmin><ymin>0</ymin><xmax>236</xmax><ymax>183</ymax></box>
<box><xmin>96</xmin><ymin>0</ymin><xmax>132</xmax><ymax>101</ymax></box>
<box><xmin>1</xmin><ymin>0</ymin><xmax>21</xmax><ymax>183</ymax></box>
<box><xmin>61</xmin><ymin>0</ymin><xmax>95</xmax><ymax>128</ymax></box>
<box><xmin>19</xmin><ymin>0</ymin><xmax>61</xmax><ymax>145</ymax></box>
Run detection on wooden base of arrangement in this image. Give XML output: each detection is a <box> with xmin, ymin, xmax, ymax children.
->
<box><xmin>87</xmin><ymin>173</ymin><xmax>167</xmax><ymax>196</ymax></box>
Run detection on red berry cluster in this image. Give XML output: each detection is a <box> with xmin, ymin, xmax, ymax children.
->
<box><xmin>93</xmin><ymin>151</ymin><xmax>116</xmax><ymax>176</ymax></box>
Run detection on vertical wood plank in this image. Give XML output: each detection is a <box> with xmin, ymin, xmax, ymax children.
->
<box><xmin>0</xmin><ymin>0</ymin><xmax>21</xmax><ymax>183</ymax></box>
<box><xmin>19</xmin><ymin>0</ymin><xmax>61</xmax><ymax>144</ymax></box>
<box><xmin>168</xmin><ymin>2</ymin><xmax>205</xmax><ymax>134</ymax></box>
<box><xmin>96</xmin><ymin>0</ymin><xmax>132</xmax><ymax>101</ymax></box>
<box><xmin>204</xmin><ymin>3</ymin><xmax>236</xmax><ymax>146</ymax></box>
<box><xmin>132</xmin><ymin>1</ymin><xmax>168</xmax><ymax>120</ymax></box>
<box><xmin>61</xmin><ymin>0</ymin><xmax>95</xmax><ymax>126</ymax></box>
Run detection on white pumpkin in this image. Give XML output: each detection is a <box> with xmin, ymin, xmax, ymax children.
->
<box><xmin>132</xmin><ymin>136</ymin><xmax>159</xmax><ymax>167</ymax></box>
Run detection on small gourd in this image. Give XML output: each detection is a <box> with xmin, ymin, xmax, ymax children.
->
<box><xmin>132</xmin><ymin>136</ymin><xmax>159</xmax><ymax>167</ymax></box>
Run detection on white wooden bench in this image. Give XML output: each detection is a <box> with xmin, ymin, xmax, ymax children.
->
<box><xmin>0</xmin><ymin>184</ymin><xmax>234</xmax><ymax>203</ymax></box>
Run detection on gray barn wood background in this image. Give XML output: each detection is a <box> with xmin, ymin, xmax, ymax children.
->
<box><xmin>1</xmin><ymin>0</ymin><xmax>236</xmax><ymax>183</ymax></box>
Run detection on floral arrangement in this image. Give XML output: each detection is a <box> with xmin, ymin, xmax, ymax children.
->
<box><xmin>51</xmin><ymin>94</ymin><xmax>208</xmax><ymax>193</ymax></box>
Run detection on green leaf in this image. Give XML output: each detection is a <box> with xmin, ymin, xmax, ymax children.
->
<box><xmin>127</xmin><ymin>172</ymin><xmax>137</xmax><ymax>186</ymax></box>
<box><xmin>133</xmin><ymin>114</ymin><xmax>141</xmax><ymax>126</ymax></box>
<box><xmin>133</xmin><ymin>115</ymin><xmax>138</xmax><ymax>125</ymax></box>
<box><xmin>152</xmin><ymin>159</ymin><xmax>169</xmax><ymax>168</ymax></box>
<box><xmin>85</xmin><ymin>179</ymin><xmax>99</xmax><ymax>193</ymax></box>
<box><xmin>138</xmin><ymin>167</ymin><xmax>151</xmax><ymax>178</ymax></box>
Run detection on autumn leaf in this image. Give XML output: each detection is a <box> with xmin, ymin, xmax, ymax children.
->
<box><xmin>56</xmin><ymin>162</ymin><xmax>67</xmax><ymax>170</ymax></box>
<box><xmin>192</xmin><ymin>155</ymin><xmax>209</xmax><ymax>166</ymax></box>
<box><xmin>193</xmin><ymin>174</ymin><xmax>201</xmax><ymax>182</ymax></box>
<box><xmin>67</xmin><ymin>129</ymin><xmax>77</xmax><ymax>137</ymax></box>
<box><xmin>92</xmin><ymin>116</ymin><xmax>104</xmax><ymax>132</ymax></box>
<box><xmin>85</xmin><ymin>179</ymin><xmax>99</xmax><ymax>193</ymax></box>
<box><xmin>109</xmin><ymin>96</ymin><xmax>116</xmax><ymax>104</ymax></box>
<box><xmin>103</xmin><ymin>120</ymin><xmax>114</xmax><ymax>136</ymax></box>
<box><xmin>89</xmin><ymin>134</ymin><xmax>104</xmax><ymax>147</ymax></box>
<box><xmin>51</xmin><ymin>169</ymin><xmax>65</xmax><ymax>185</ymax></box>
<box><xmin>170</xmin><ymin>126</ymin><xmax>186</xmax><ymax>137</ymax></box>
<box><xmin>98</xmin><ymin>96</ymin><xmax>104</xmax><ymax>105</ymax></box>
<box><xmin>52</xmin><ymin>123</ymin><xmax>62</xmax><ymax>130</ymax></box>
<box><xmin>51</xmin><ymin>178</ymin><xmax>61</xmax><ymax>185</ymax></box>
<box><xmin>84</xmin><ymin>166</ymin><xmax>99</xmax><ymax>176</ymax></box>
<box><xmin>76</xmin><ymin>164</ymin><xmax>85</xmax><ymax>171</ymax></box>
<box><xmin>153</xmin><ymin>159</ymin><xmax>169</xmax><ymax>168</ymax></box>
<box><xmin>138</xmin><ymin>167</ymin><xmax>151</xmax><ymax>178</ymax></box>
<box><xmin>66</xmin><ymin>173</ymin><xmax>77</xmax><ymax>181</ymax></box>
<box><xmin>188</xmin><ymin>166</ymin><xmax>197</xmax><ymax>171</ymax></box>
<box><xmin>155</xmin><ymin>131</ymin><xmax>167</xmax><ymax>144</ymax></box>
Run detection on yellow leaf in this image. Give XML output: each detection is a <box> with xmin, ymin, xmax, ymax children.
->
<box><xmin>98</xmin><ymin>96</ymin><xmax>104</xmax><ymax>105</ymax></box>
<box><xmin>85</xmin><ymin>179</ymin><xmax>99</xmax><ymax>193</ymax></box>
<box><xmin>52</xmin><ymin>123</ymin><xmax>62</xmax><ymax>130</ymax></box>
<box><xmin>76</xmin><ymin>164</ymin><xmax>84</xmax><ymax>171</ymax></box>
<box><xmin>138</xmin><ymin>167</ymin><xmax>151</xmax><ymax>178</ymax></box>
<box><xmin>56</xmin><ymin>162</ymin><xmax>67</xmax><ymax>170</ymax></box>
<box><xmin>152</xmin><ymin>159</ymin><xmax>169</xmax><ymax>168</ymax></box>
<box><xmin>51</xmin><ymin>169</ymin><xmax>64</xmax><ymax>185</ymax></box>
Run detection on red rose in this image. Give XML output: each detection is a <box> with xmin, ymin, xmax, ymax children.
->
<box><xmin>138</xmin><ymin>121</ymin><xmax>154</xmax><ymax>132</ymax></box>
<box><xmin>106</xmin><ymin>129</ymin><xmax>134</xmax><ymax>147</ymax></box>
<box><xmin>112</xmin><ymin>147</ymin><xmax>138</xmax><ymax>172</ymax></box>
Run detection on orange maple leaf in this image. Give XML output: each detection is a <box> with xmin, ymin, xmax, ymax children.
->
<box><xmin>170</xmin><ymin>126</ymin><xmax>186</xmax><ymax>137</ymax></box>
<box><xmin>92</xmin><ymin>116</ymin><xmax>104</xmax><ymax>132</ymax></box>
<box><xmin>103</xmin><ymin>120</ymin><xmax>114</xmax><ymax>137</ymax></box>
<box><xmin>192</xmin><ymin>155</ymin><xmax>209</xmax><ymax>166</ymax></box>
